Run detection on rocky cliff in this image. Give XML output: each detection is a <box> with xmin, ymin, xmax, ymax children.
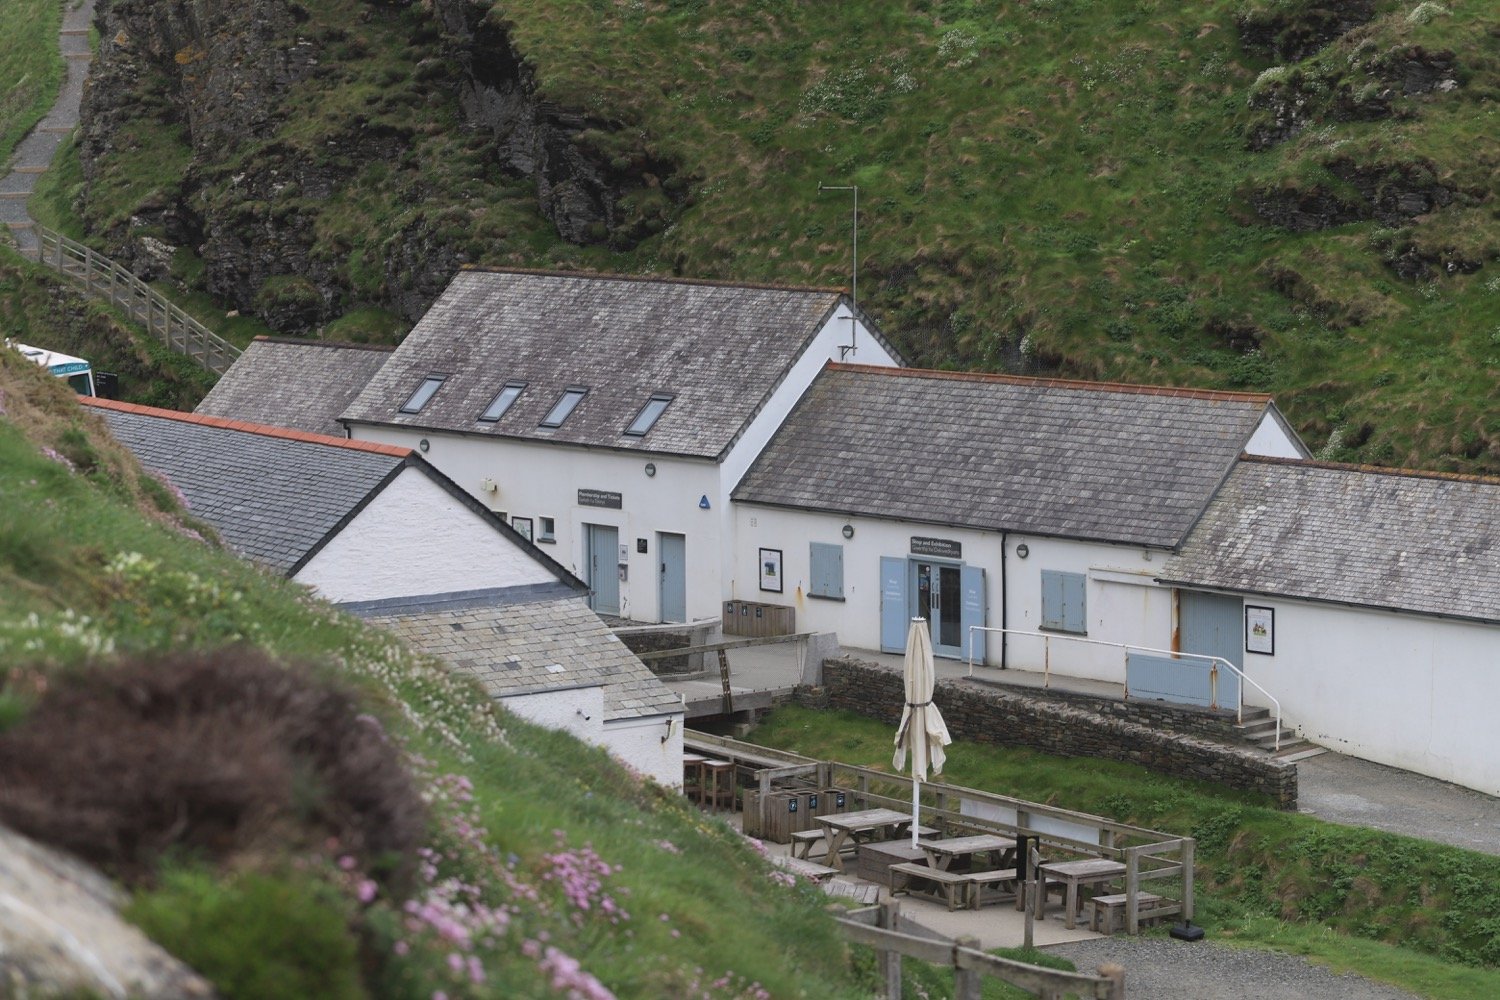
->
<box><xmin>77</xmin><ymin>0</ymin><xmax>684</xmax><ymax>334</ymax></box>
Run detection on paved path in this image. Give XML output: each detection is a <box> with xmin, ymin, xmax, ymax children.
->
<box><xmin>1</xmin><ymin>0</ymin><xmax>95</xmax><ymax>255</ymax></box>
<box><xmin>1047</xmin><ymin>937</ymin><xmax>1421</xmax><ymax>1000</ymax></box>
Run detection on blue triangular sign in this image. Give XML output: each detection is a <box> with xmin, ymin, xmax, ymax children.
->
<box><xmin>698</xmin><ymin>494</ymin><xmax>711</xmax><ymax>509</ymax></box>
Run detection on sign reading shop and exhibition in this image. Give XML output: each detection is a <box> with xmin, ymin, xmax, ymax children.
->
<box><xmin>909</xmin><ymin>536</ymin><xmax>962</xmax><ymax>559</ymax></box>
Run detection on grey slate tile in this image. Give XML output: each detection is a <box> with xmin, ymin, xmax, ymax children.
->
<box><xmin>196</xmin><ymin>338</ymin><xmax>394</xmax><ymax>436</ymax></box>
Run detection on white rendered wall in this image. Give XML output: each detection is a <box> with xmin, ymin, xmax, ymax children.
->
<box><xmin>1245</xmin><ymin>411</ymin><xmax>1308</xmax><ymax>458</ymax></box>
<box><xmin>344</xmin><ymin>428</ymin><xmax>722</xmax><ymax>622</ymax></box>
<box><xmin>295</xmin><ymin>467</ymin><xmax>559</xmax><ymax>603</ymax></box>
<box><xmin>501</xmin><ymin>687</ymin><xmax>605</xmax><ymax>743</ymax></box>
<box><xmin>604</xmin><ymin>713</ymin><xmax>686</xmax><ymax>790</ymax></box>
<box><xmin>1212</xmin><ymin>596</ymin><xmax>1500</xmax><ymax>796</ymax></box>
<box><xmin>731</xmin><ymin>504</ymin><xmax>1172</xmax><ymax>673</ymax></box>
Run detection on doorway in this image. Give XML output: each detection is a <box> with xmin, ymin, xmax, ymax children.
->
<box><xmin>912</xmin><ymin>559</ymin><xmax>963</xmax><ymax>656</ymax></box>
<box><xmin>585</xmin><ymin>523</ymin><xmax>620</xmax><ymax>617</ymax></box>
<box><xmin>657</xmin><ymin>532</ymin><xmax>686</xmax><ymax>623</ymax></box>
<box><xmin>1179</xmin><ymin>590</ymin><xmax>1243</xmax><ymax>708</ymax></box>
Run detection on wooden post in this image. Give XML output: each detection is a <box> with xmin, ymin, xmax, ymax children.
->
<box><xmin>718</xmin><ymin>648</ymin><xmax>733</xmax><ymax>715</ymax></box>
<box><xmin>1125</xmin><ymin>845</ymin><xmax>1140</xmax><ymax>935</ymax></box>
<box><xmin>1099</xmin><ymin>963</ymin><xmax>1126</xmax><ymax>1000</ymax></box>
<box><xmin>877</xmin><ymin>900</ymin><xmax>902</xmax><ymax>1000</ymax></box>
<box><xmin>953</xmin><ymin>935</ymin><xmax>981</xmax><ymax>1000</ymax></box>
<box><xmin>1023</xmin><ymin>840</ymin><xmax>1036</xmax><ymax>948</ymax></box>
<box><xmin>1181</xmin><ymin>838</ymin><xmax>1195</xmax><ymax>924</ymax></box>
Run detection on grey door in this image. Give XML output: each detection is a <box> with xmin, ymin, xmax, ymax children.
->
<box><xmin>1179</xmin><ymin>590</ymin><xmax>1242</xmax><ymax>709</ymax></box>
<box><xmin>585</xmin><ymin>523</ymin><xmax>620</xmax><ymax>617</ymax></box>
<box><xmin>912</xmin><ymin>560</ymin><xmax>964</xmax><ymax>657</ymax></box>
<box><xmin>658</xmin><ymin>532</ymin><xmax>686</xmax><ymax>623</ymax></box>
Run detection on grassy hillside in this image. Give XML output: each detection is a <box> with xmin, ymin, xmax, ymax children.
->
<box><xmin>52</xmin><ymin>0</ymin><xmax>1500</xmax><ymax>473</ymax></box>
<box><xmin>0</xmin><ymin>347</ymin><xmax>896</xmax><ymax>997</ymax></box>
<box><xmin>0</xmin><ymin>0</ymin><xmax>62</xmax><ymax>165</ymax></box>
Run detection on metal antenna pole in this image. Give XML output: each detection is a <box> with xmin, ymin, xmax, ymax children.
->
<box><xmin>818</xmin><ymin>182</ymin><xmax>859</xmax><ymax>359</ymax></box>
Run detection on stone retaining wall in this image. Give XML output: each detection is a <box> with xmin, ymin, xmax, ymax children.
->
<box><xmin>823</xmin><ymin>656</ymin><xmax>1298</xmax><ymax>810</ymax></box>
<box><xmin>1016</xmin><ymin>685</ymin><xmax>1247</xmax><ymax>744</ymax></box>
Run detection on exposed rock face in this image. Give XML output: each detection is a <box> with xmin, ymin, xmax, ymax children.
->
<box><xmin>1250</xmin><ymin>158</ymin><xmax>1455</xmax><ymax>232</ymax></box>
<box><xmin>77</xmin><ymin>0</ymin><xmax>683</xmax><ymax>334</ymax></box>
<box><xmin>1236</xmin><ymin>2</ymin><xmax>1377</xmax><ymax>63</ymax></box>
<box><xmin>0</xmin><ymin>823</ymin><xmax>214</xmax><ymax>999</ymax></box>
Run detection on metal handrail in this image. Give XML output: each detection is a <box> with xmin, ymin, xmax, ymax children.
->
<box><xmin>966</xmin><ymin>625</ymin><xmax>1283</xmax><ymax>751</ymax></box>
<box><xmin>29</xmin><ymin>225</ymin><xmax>241</xmax><ymax>375</ymax></box>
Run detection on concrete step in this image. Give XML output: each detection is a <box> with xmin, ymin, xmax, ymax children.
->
<box><xmin>1278</xmin><ymin>746</ymin><xmax>1328</xmax><ymax>763</ymax></box>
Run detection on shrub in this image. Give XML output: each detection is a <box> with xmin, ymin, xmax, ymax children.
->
<box><xmin>0</xmin><ymin>647</ymin><xmax>426</xmax><ymax>887</ymax></box>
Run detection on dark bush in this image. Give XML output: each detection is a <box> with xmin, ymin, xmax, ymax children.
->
<box><xmin>0</xmin><ymin>648</ymin><xmax>425</xmax><ymax>888</ymax></box>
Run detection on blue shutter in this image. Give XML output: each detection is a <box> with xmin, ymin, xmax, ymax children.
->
<box><xmin>880</xmin><ymin>556</ymin><xmax>907</xmax><ymax>653</ymax></box>
<box><xmin>1041</xmin><ymin>570</ymin><xmax>1065</xmax><ymax>630</ymax></box>
<box><xmin>1064</xmin><ymin>573</ymin><xmax>1087</xmax><ymax>634</ymax></box>
<box><xmin>960</xmin><ymin>565</ymin><xmax>986</xmax><ymax>662</ymax></box>
<box><xmin>809</xmin><ymin>543</ymin><xmax>844</xmax><ymax>599</ymax></box>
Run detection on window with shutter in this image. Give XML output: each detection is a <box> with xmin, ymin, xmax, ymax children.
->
<box><xmin>809</xmin><ymin>543</ymin><xmax>844</xmax><ymax>599</ymax></box>
<box><xmin>1041</xmin><ymin>569</ymin><xmax>1087</xmax><ymax>635</ymax></box>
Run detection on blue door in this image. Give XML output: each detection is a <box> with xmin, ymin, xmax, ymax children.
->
<box><xmin>658</xmin><ymin>532</ymin><xmax>686</xmax><ymax>623</ymax></box>
<box><xmin>879</xmin><ymin>556</ymin><xmax>906</xmax><ymax>652</ymax></box>
<box><xmin>1179</xmin><ymin>591</ymin><xmax>1242</xmax><ymax>709</ymax></box>
<box><xmin>586</xmin><ymin>523</ymin><xmax>620</xmax><ymax>617</ymax></box>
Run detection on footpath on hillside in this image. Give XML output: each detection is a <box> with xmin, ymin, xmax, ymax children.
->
<box><xmin>0</xmin><ymin>0</ymin><xmax>96</xmax><ymax>256</ymax></box>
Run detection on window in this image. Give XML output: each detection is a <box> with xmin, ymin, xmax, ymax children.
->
<box><xmin>511</xmin><ymin>516</ymin><xmax>533</xmax><ymax>542</ymax></box>
<box><xmin>1040</xmin><ymin>570</ymin><xmax>1087</xmax><ymax>634</ymax></box>
<box><xmin>399</xmin><ymin>375</ymin><xmax>446</xmax><ymax>414</ymax></box>
<box><xmin>809</xmin><ymin>542</ymin><xmax>844</xmax><ymax>600</ymax></box>
<box><xmin>539</xmin><ymin>387</ymin><xmax>588</xmax><ymax>428</ymax></box>
<box><xmin>479</xmin><ymin>382</ymin><xmax>526</xmax><ymax>422</ymax></box>
<box><xmin>624</xmin><ymin>393</ymin><xmax>673</xmax><ymax>436</ymax></box>
<box><xmin>538</xmin><ymin>517</ymin><xmax>556</xmax><ymax>543</ymax></box>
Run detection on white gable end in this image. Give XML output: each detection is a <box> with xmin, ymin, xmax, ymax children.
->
<box><xmin>1245</xmin><ymin>410</ymin><xmax>1307</xmax><ymax>459</ymax></box>
<box><xmin>296</xmin><ymin>467</ymin><xmax>558</xmax><ymax>602</ymax></box>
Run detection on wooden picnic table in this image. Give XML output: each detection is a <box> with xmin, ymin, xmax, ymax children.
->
<box><xmin>815</xmin><ymin>808</ymin><xmax>923</xmax><ymax>871</ymax></box>
<box><xmin>1035</xmin><ymin>858</ymin><xmax>1127</xmax><ymax>929</ymax></box>
<box><xmin>917</xmin><ymin>834</ymin><xmax>1016</xmax><ymax>873</ymax></box>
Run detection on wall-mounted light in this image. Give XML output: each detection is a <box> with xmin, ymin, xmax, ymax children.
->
<box><xmin>1015</xmin><ymin>543</ymin><xmax>1029</xmax><ymax>559</ymax></box>
<box><xmin>418</xmin><ymin>438</ymin><xmax>430</xmax><ymax>453</ymax></box>
<box><xmin>644</xmin><ymin>462</ymin><xmax>657</xmax><ymax>477</ymax></box>
<box><xmin>842</xmin><ymin>524</ymin><xmax>855</xmax><ymax>540</ymax></box>
<box><xmin>661</xmin><ymin>717</ymin><xmax>677</xmax><ymax>745</ymax></box>
<box><xmin>576</xmin><ymin>708</ymin><xmax>592</xmax><ymax>722</ymax></box>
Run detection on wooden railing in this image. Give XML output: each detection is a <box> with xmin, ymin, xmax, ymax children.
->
<box><xmin>31</xmin><ymin>226</ymin><xmax>240</xmax><ymax>375</ymax></box>
<box><xmin>836</xmin><ymin>901</ymin><xmax>1125</xmax><ymax>999</ymax></box>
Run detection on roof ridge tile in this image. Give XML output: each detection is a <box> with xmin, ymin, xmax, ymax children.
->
<box><xmin>829</xmin><ymin>363</ymin><xmax>1274</xmax><ymax>403</ymax></box>
<box><xmin>81</xmin><ymin>397</ymin><xmax>412</xmax><ymax>458</ymax></box>
<box><xmin>1240</xmin><ymin>453</ymin><xmax>1500</xmax><ymax>486</ymax></box>
<box><xmin>457</xmin><ymin>264</ymin><xmax>844</xmax><ymax>297</ymax></box>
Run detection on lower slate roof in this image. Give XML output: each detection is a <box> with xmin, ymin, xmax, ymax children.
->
<box><xmin>195</xmin><ymin>337</ymin><xmax>394</xmax><ymax>437</ymax></box>
<box><xmin>1160</xmin><ymin>458</ymin><xmax>1500</xmax><ymax>624</ymax></box>
<box><xmin>345</xmin><ymin>585</ymin><xmax>684</xmax><ymax>721</ymax></box>
<box><xmin>84</xmin><ymin>398</ymin><xmax>409</xmax><ymax>574</ymax></box>
<box><xmin>733</xmin><ymin>365</ymin><xmax>1291</xmax><ymax>549</ymax></box>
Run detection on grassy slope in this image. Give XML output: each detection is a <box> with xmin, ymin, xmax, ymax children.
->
<box><xmin>0</xmin><ymin>0</ymin><xmax>62</xmax><ymax>166</ymax></box>
<box><xmin>0</xmin><ymin>350</ymin><xmax>880</xmax><ymax>998</ymax></box>
<box><xmin>59</xmin><ymin>0</ymin><xmax>1500</xmax><ymax>473</ymax></box>
<box><xmin>749</xmin><ymin>706</ymin><xmax>1500</xmax><ymax>999</ymax></box>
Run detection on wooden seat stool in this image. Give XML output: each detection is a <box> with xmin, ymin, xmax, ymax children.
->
<box><xmin>700</xmin><ymin>759</ymin><xmax>736</xmax><ymax>811</ymax></box>
<box><xmin>790</xmin><ymin>829</ymin><xmax>826</xmax><ymax>860</ymax></box>
<box><xmin>888</xmin><ymin>861</ymin><xmax>973</xmax><ymax>912</ymax></box>
<box><xmin>965</xmin><ymin>868</ymin><xmax>1019</xmax><ymax>909</ymax></box>
<box><xmin>1087</xmin><ymin>892</ymin><xmax>1165</xmax><ymax>934</ymax></box>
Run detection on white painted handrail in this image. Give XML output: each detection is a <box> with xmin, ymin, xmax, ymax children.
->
<box><xmin>966</xmin><ymin>625</ymin><xmax>1283</xmax><ymax>751</ymax></box>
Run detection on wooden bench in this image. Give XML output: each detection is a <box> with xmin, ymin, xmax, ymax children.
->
<box><xmin>888</xmin><ymin>862</ymin><xmax>973</xmax><ymax>912</ymax></box>
<box><xmin>790</xmin><ymin>829</ymin><xmax>825</xmax><ymax>860</ymax></box>
<box><xmin>771</xmin><ymin>854</ymin><xmax>840</xmax><ymax>884</ymax></box>
<box><xmin>1087</xmin><ymin>892</ymin><xmax>1165</xmax><ymax>934</ymax></box>
<box><xmin>965</xmin><ymin>868</ymin><xmax>1019</xmax><ymax>909</ymax></box>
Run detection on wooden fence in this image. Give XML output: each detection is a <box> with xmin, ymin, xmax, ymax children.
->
<box><xmin>837</xmin><ymin>901</ymin><xmax>1125</xmax><ymax>999</ymax></box>
<box><xmin>31</xmin><ymin>226</ymin><xmax>240</xmax><ymax>375</ymax></box>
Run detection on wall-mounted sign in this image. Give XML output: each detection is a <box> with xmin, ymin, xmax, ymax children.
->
<box><xmin>578</xmin><ymin>488</ymin><xmax>622</xmax><ymax>509</ymax></box>
<box><xmin>910</xmin><ymin>536</ymin><xmax>962</xmax><ymax>559</ymax></box>
<box><xmin>759</xmin><ymin>547</ymin><xmax>783</xmax><ymax>593</ymax></box>
<box><xmin>1245</xmin><ymin>605</ymin><xmax>1275</xmax><ymax>655</ymax></box>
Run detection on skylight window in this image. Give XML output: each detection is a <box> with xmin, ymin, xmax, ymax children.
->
<box><xmin>539</xmin><ymin>387</ymin><xmax>588</xmax><ymax>428</ymax></box>
<box><xmin>399</xmin><ymin>375</ymin><xmax>446</xmax><ymax>414</ymax></box>
<box><xmin>478</xmin><ymin>382</ymin><xmax>526</xmax><ymax>423</ymax></box>
<box><xmin>624</xmin><ymin>393</ymin><xmax>673</xmax><ymax>437</ymax></box>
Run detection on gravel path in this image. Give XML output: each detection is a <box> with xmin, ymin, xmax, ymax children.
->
<box><xmin>1</xmin><ymin>0</ymin><xmax>95</xmax><ymax>255</ymax></box>
<box><xmin>1047</xmin><ymin>937</ymin><xmax>1422</xmax><ymax>1000</ymax></box>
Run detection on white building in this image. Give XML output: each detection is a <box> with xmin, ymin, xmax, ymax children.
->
<box><xmin>730</xmin><ymin>364</ymin><xmax>1307</xmax><ymax>672</ymax></box>
<box><xmin>339</xmin><ymin>268</ymin><xmax>904</xmax><ymax>625</ymax></box>
<box><xmin>84</xmin><ymin>396</ymin><xmax>686</xmax><ymax>786</ymax></box>
<box><xmin>1158</xmin><ymin>457</ymin><xmax>1500</xmax><ymax>796</ymax></box>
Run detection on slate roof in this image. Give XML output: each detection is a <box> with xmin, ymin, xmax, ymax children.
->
<box><xmin>195</xmin><ymin>337</ymin><xmax>394</xmax><ymax>436</ymax></box>
<box><xmin>348</xmin><ymin>585</ymin><xmax>684</xmax><ymax>721</ymax></box>
<box><xmin>1160</xmin><ymin>457</ymin><xmax>1500</xmax><ymax>624</ymax></box>
<box><xmin>339</xmin><ymin>267</ymin><xmax>901</xmax><ymax>459</ymax></box>
<box><xmin>733</xmin><ymin>365</ymin><xmax>1300</xmax><ymax>548</ymax></box>
<box><xmin>84</xmin><ymin>398</ymin><xmax>410</xmax><ymax>574</ymax></box>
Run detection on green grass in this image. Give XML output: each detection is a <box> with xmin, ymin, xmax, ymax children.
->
<box><xmin>747</xmin><ymin>705</ymin><xmax>1500</xmax><ymax>999</ymax></box>
<box><xmin>0</xmin><ymin>0</ymin><xmax>62</xmax><ymax>167</ymax></box>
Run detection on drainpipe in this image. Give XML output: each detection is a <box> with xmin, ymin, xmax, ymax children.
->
<box><xmin>1000</xmin><ymin>532</ymin><xmax>1009</xmax><ymax>670</ymax></box>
